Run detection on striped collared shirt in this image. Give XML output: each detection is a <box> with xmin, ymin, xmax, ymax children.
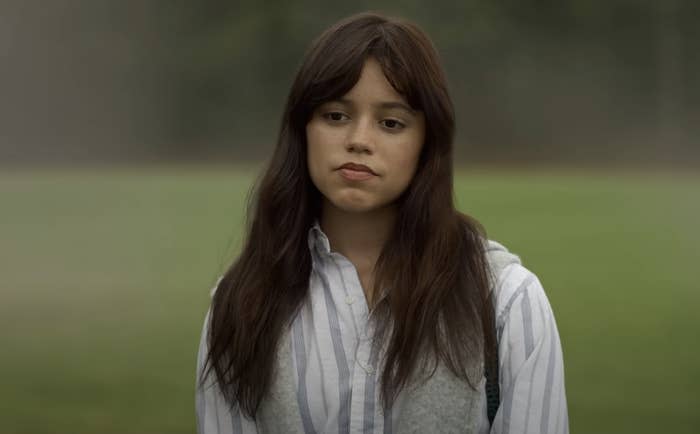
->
<box><xmin>196</xmin><ymin>223</ymin><xmax>569</xmax><ymax>433</ymax></box>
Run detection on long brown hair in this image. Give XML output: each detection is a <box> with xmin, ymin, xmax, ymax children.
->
<box><xmin>203</xmin><ymin>11</ymin><xmax>496</xmax><ymax>417</ymax></box>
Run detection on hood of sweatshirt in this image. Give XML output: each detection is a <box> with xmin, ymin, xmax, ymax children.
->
<box><xmin>485</xmin><ymin>239</ymin><xmax>522</xmax><ymax>289</ymax></box>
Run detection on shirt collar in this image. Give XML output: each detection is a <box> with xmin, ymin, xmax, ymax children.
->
<box><xmin>308</xmin><ymin>219</ymin><xmax>332</xmax><ymax>258</ymax></box>
<box><xmin>307</xmin><ymin>219</ymin><xmax>390</xmax><ymax>306</ymax></box>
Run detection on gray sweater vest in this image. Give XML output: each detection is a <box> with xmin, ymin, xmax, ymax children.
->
<box><xmin>254</xmin><ymin>240</ymin><xmax>520</xmax><ymax>433</ymax></box>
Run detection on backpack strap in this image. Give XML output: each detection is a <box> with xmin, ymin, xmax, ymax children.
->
<box><xmin>485</xmin><ymin>329</ymin><xmax>500</xmax><ymax>426</ymax></box>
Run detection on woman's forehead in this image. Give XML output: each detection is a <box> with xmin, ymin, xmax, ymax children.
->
<box><xmin>319</xmin><ymin>57</ymin><xmax>418</xmax><ymax>111</ymax></box>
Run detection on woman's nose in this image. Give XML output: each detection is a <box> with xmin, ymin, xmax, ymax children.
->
<box><xmin>345</xmin><ymin>118</ymin><xmax>375</xmax><ymax>155</ymax></box>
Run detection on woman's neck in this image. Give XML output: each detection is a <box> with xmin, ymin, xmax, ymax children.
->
<box><xmin>319</xmin><ymin>200</ymin><xmax>395</xmax><ymax>275</ymax></box>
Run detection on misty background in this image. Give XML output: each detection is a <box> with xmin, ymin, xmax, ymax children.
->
<box><xmin>1</xmin><ymin>0</ymin><xmax>697</xmax><ymax>167</ymax></box>
<box><xmin>2</xmin><ymin>2</ymin><xmax>699</xmax><ymax>433</ymax></box>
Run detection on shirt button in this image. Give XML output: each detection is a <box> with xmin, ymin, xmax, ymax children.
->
<box><xmin>345</xmin><ymin>295</ymin><xmax>355</xmax><ymax>305</ymax></box>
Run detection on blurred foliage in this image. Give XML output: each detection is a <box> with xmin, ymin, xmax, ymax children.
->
<box><xmin>1</xmin><ymin>0</ymin><xmax>698</xmax><ymax>165</ymax></box>
<box><xmin>150</xmin><ymin>0</ymin><xmax>698</xmax><ymax>164</ymax></box>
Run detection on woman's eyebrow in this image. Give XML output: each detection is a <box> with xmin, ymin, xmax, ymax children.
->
<box><xmin>377</xmin><ymin>101</ymin><xmax>417</xmax><ymax>115</ymax></box>
<box><xmin>334</xmin><ymin>98</ymin><xmax>417</xmax><ymax>116</ymax></box>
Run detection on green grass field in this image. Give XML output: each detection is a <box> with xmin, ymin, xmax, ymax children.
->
<box><xmin>1</xmin><ymin>166</ymin><xmax>698</xmax><ymax>433</ymax></box>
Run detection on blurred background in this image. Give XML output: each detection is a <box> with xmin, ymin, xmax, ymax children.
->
<box><xmin>1</xmin><ymin>1</ymin><xmax>698</xmax><ymax>433</ymax></box>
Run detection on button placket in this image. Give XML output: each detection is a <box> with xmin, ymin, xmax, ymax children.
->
<box><xmin>356</xmin><ymin>356</ymin><xmax>375</xmax><ymax>374</ymax></box>
<box><xmin>331</xmin><ymin>255</ymin><xmax>380</xmax><ymax>432</ymax></box>
<box><xmin>349</xmin><ymin>327</ymin><xmax>377</xmax><ymax>431</ymax></box>
<box><xmin>333</xmin><ymin>255</ymin><xmax>370</xmax><ymax>332</ymax></box>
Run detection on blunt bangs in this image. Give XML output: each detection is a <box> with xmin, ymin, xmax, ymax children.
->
<box><xmin>294</xmin><ymin>20</ymin><xmax>433</xmax><ymax>125</ymax></box>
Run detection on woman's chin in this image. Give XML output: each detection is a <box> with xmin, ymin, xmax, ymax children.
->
<box><xmin>327</xmin><ymin>193</ymin><xmax>381</xmax><ymax>214</ymax></box>
<box><xmin>335</xmin><ymin>201</ymin><xmax>377</xmax><ymax>214</ymax></box>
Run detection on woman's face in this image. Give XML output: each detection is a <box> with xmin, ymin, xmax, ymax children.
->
<box><xmin>306</xmin><ymin>57</ymin><xmax>426</xmax><ymax>214</ymax></box>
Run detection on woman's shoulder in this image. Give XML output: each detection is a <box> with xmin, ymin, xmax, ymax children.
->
<box><xmin>484</xmin><ymin>239</ymin><xmax>522</xmax><ymax>281</ymax></box>
<box><xmin>484</xmin><ymin>239</ymin><xmax>553</xmax><ymax>331</ymax></box>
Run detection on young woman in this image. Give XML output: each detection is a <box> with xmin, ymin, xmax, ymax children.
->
<box><xmin>196</xmin><ymin>12</ymin><xmax>568</xmax><ymax>434</ymax></box>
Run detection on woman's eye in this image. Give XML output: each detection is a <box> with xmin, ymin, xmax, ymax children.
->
<box><xmin>324</xmin><ymin>112</ymin><xmax>347</xmax><ymax>122</ymax></box>
<box><xmin>381</xmin><ymin>119</ymin><xmax>405</xmax><ymax>130</ymax></box>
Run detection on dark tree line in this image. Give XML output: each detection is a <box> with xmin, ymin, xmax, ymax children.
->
<box><xmin>1</xmin><ymin>0</ymin><xmax>697</xmax><ymax>165</ymax></box>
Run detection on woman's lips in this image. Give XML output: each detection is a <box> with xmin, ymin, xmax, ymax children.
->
<box><xmin>339</xmin><ymin>168</ymin><xmax>375</xmax><ymax>181</ymax></box>
<box><xmin>337</xmin><ymin>162</ymin><xmax>377</xmax><ymax>181</ymax></box>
